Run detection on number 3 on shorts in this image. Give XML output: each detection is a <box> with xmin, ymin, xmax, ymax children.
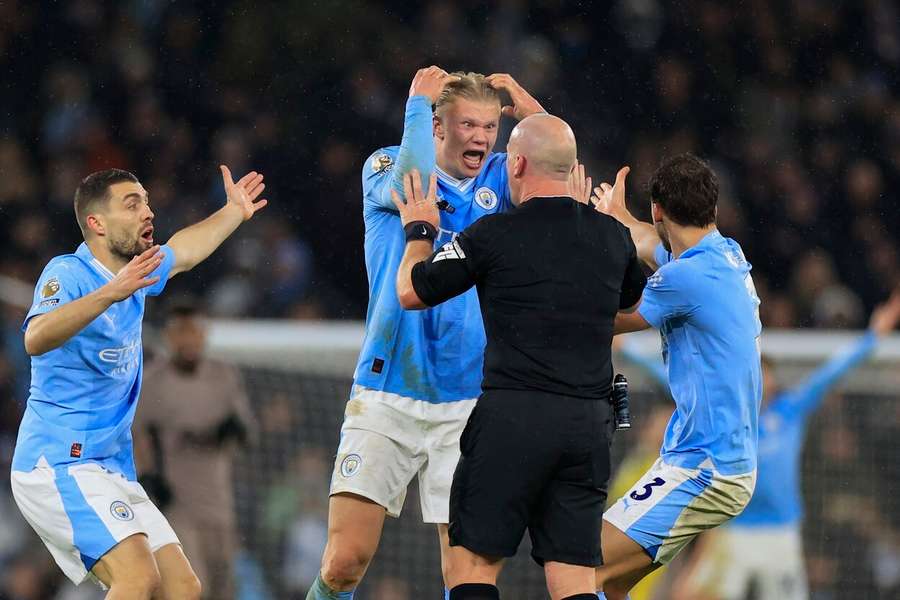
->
<box><xmin>630</xmin><ymin>477</ymin><xmax>666</xmax><ymax>501</ymax></box>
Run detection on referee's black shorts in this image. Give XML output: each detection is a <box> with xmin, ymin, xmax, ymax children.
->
<box><xmin>448</xmin><ymin>388</ymin><xmax>613</xmax><ymax>567</ymax></box>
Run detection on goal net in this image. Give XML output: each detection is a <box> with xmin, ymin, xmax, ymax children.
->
<box><xmin>206</xmin><ymin>322</ymin><xmax>900</xmax><ymax>598</ymax></box>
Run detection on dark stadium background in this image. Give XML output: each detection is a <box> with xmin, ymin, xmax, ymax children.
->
<box><xmin>1</xmin><ymin>1</ymin><xmax>898</xmax><ymax>599</ymax></box>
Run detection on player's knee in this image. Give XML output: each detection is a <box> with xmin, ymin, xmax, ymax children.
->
<box><xmin>169</xmin><ymin>571</ymin><xmax>202</xmax><ymax>600</ymax></box>
<box><xmin>115</xmin><ymin>565</ymin><xmax>161</xmax><ymax>598</ymax></box>
<box><xmin>321</xmin><ymin>545</ymin><xmax>373</xmax><ymax>590</ymax></box>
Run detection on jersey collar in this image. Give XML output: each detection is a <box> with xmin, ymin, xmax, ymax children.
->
<box><xmin>435</xmin><ymin>165</ymin><xmax>476</xmax><ymax>192</ymax></box>
<box><xmin>75</xmin><ymin>243</ymin><xmax>115</xmax><ymax>281</ymax></box>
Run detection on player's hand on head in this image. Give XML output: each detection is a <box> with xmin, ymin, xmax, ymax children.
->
<box><xmin>390</xmin><ymin>169</ymin><xmax>440</xmax><ymax>230</ymax></box>
<box><xmin>567</xmin><ymin>162</ymin><xmax>592</xmax><ymax>205</ymax></box>
<box><xmin>485</xmin><ymin>73</ymin><xmax>546</xmax><ymax>121</ymax></box>
<box><xmin>220</xmin><ymin>165</ymin><xmax>268</xmax><ymax>221</ymax></box>
<box><xmin>869</xmin><ymin>286</ymin><xmax>900</xmax><ymax>336</ymax></box>
<box><xmin>409</xmin><ymin>66</ymin><xmax>460</xmax><ymax>104</ymax></box>
<box><xmin>592</xmin><ymin>166</ymin><xmax>632</xmax><ymax>222</ymax></box>
<box><xmin>105</xmin><ymin>245</ymin><xmax>163</xmax><ymax>301</ymax></box>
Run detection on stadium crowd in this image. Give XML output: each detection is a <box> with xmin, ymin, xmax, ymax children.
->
<box><xmin>0</xmin><ymin>1</ymin><xmax>899</xmax><ymax>598</ymax></box>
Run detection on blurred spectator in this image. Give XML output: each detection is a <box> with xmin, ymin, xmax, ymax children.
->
<box><xmin>134</xmin><ymin>300</ymin><xmax>257</xmax><ymax>600</ymax></box>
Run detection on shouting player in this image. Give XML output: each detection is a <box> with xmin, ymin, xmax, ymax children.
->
<box><xmin>592</xmin><ymin>155</ymin><xmax>762</xmax><ymax>600</ymax></box>
<box><xmin>11</xmin><ymin>166</ymin><xmax>267</xmax><ymax>599</ymax></box>
<box><xmin>307</xmin><ymin>67</ymin><xmax>545</xmax><ymax>600</ymax></box>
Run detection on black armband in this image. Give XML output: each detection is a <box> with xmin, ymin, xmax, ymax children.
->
<box><xmin>404</xmin><ymin>221</ymin><xmax>438</xmax><ymax>242</ymax></box>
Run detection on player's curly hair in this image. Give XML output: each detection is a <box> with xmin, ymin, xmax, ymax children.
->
<box><xmin>434</xmin><ymin>72</ymin><xmax>501</xmax><ymax>118</ymax></box>
<box><xmin>649</xmin><ymin>154</ymin><xmax>718</xmax><ymax>228</ymax></box>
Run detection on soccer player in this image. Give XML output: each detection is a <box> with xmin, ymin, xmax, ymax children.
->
<box><xmin>591</xmin><ymin>155</ymin><xmax>762</xmax><ymax>600</ymax></box>
<box><xmin>306</xmin><ymin>67</ymin><xmax>545</xmax><ymax>600</ymax></box>
<box><xmin>670</xmin><ymin>288</ymin><xmax>900</xmax><ymax>600</ymax></box>
<box><xmin>392</xmin><ymin>113</ymin><xmax>645</xmax><ymax>600</ymax></box>
<box><xmin>10</xmin><ymin>166</ymin><xmax>268</xmax><ymax>599</ymax></box>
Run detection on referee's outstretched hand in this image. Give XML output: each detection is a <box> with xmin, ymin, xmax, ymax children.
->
<box><xmin>391</xmin><ymin>169</ymin><xmax>440</xmax><ymax>230</ymax></box>
<box><xmin>568</xmin><ymin>162</ymin><xmax>592</xmax><ymax>205</ymax></box>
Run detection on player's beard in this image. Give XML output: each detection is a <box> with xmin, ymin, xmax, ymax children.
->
<box><xmin>108</xmin><ymin>229</ymin><xmax>144</xmax><ymax>261</ymax></box>
<box><xmin>655</xmin><ymin>221</ymin><xmax>672</xmax><ymax>253</ymax></box>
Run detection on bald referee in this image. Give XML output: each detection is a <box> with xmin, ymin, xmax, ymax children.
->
<box><xmin>392</xmin><ymin>114</ymin><xmax>646</xmax><ymax>600</ymax></box>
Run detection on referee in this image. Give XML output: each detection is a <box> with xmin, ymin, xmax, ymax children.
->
<box><xmin>391</xmin><ymin>114</ymin><xmax>646</xmax><ymax>600</ymax></box>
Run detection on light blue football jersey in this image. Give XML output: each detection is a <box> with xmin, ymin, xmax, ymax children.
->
<box><xmin>355</xmin><ymin>147</ymin><xmax>511</xmax><ymax>403</ymax></box>
<box><xmin>639</xmin><ymin>232</ymin><xmax>762</xmax><ymax>475</ymax></box>
<box><xmin>13</xmin><ymin>243</ymin><xmax>175</xmax><ymax>480</ymax></box>
<box><xmin>732</xmin><ymin>332</ymin><xmax>876</xmax><ymax>526</ymax></box>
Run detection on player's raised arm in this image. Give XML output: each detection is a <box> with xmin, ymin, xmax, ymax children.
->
<box><xmin>23</xmin><ymin>246</ymin><xmax>165</xmax><ymax>356</ymax></box>
<box><xmin>593</xmin><ymin>166</ymin><xmax>662</xmax><ymax>270</ymax></box>
<box><xmin>167</xmin><ymin>165</ymin><xmax>268</xmax><ymax>277</ymax></box>
<box><xmin>393</xmin><ymin>170</ymin><xmax>443</xmax><ymax>309</ymax></box>
<box><xmin>485</xmin><ymin>73</ymin><xmax>546</xmax><ymax>120</ymax></box>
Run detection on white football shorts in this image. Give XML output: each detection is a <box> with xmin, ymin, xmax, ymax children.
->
<box><xmin>330</xmin><ymin>385</ymin><xmax>477</xmax><ymax>522</ymax></box>
<box><xmin>11</xmin><ymin>458</ymin><xmax>180</xmax><ymax>586</ymax></box>
<box><xmin>686</xmin><ymin>524</ymin><xmax>808</xmax><ymax>600</ymax></box>
<box><xmin>604</xmin><ymin>458</ymin><xmax>755</xmax><ymax>565</ymax></box>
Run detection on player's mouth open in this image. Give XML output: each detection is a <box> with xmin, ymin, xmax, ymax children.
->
<box><xmin>140</xmin><ymin>226</ymin><xmax>154</xmax><ymax>243</ymax></box>
<box><xmin>463</xmin><ymin>150</ymin><xmax>484</xmax><ymax>170</ymax></box>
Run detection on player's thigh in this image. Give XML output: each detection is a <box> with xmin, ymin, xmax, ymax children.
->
<box><xmin>418</xmin><ymin>397</ymin><xmax>476</xmax><ymax>523</ymax></box>
<box><xmin>595</xmin><ymin>519</ymin><xmax>656</xmax><ymax>591</ymax></box>
<box><xmin>324</xmin><ymin>492</ymin><xmax>387</xmax><ymax>564</ymax></box>
<box><xmin>92</xmin><ymin>533</ymin><xmax>159</xmax><ymax>589</ymax></box>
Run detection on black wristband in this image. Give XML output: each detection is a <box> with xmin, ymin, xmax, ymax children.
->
<box><xmin>404</xmin><ymin>221</ymin><xmax>438</xmax><ymax>242</ymax></box>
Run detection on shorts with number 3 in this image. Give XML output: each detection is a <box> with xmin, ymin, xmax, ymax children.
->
<box><xmin>603</xmin><ymin>458</ymin><xmax>756</xmax><ymax>564</ymax></box>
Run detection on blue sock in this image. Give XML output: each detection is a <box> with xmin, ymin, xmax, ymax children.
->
<box><xmin>305</xmin><ymin>574</ymin><xmax>354</xmax><ymax>599</ymax></box>
<box><xmin>445</xmin><ymin>588</ymin><xmax>451</xmax><ymax>600</ymax></box>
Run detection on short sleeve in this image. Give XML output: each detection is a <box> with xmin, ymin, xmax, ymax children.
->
<box><xmin>637</xmin><ymin>262</ymin><xmax>696</xmax><ymax>328</ymax></box>
<box><xmin>653</xmin><ymin>243</ymin><xmax>673</xmax><ymax>268</ymax></box>
<box><xmin>411</xmin><ymin>230</ymin><xmax>484</xmax><ymax>307</ymax></box>
<box><xmin>22</xmin><ymin>260</ymin><xmax>85</xmax><ymax>330</ymax></box>
<box><xmin>620</xmin><ymin>237</ymin><xmax>647</xmax><ymax>310</ymax></box>
<box><xmin>362</xmin><ymin>149</ymin><xmax>398</xmax><ymax>212</ymax></box>
<box><xmin>143</xmin><ymin>245</ymin><xmax>176</xmax><ymax>297</ymax></box>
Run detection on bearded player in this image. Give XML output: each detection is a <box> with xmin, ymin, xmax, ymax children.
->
<box><xmin>11</xmin><ymin>166</ymin><xmax>267</xmax><ymax>599</ymax></box>
<box><xmin>307</xmin><ymin>67</ymin><xmax>545</xmax><ymax>600</ymax></box>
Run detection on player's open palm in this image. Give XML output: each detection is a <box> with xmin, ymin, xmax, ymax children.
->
<box><xmin>409</xmin><ymin>66</ymin><xmax>459</xmax><ymax>104</ymax></box>
<box><xmin>220</xmin><ymin>165</ymin><xmax>268</xmax><ymax>221</ymax></box>
<box><xmin>390</xmin><ymin>169</ymin><xmax>440</xmax><ymax>230</ymax></box>
<box><xmin>592</xmin><ymin>166</ymin><xmax>632</xmax><ymax>223</ymax></box>
<box><xmin>486</xmin><ymin>73</ymin><xmax>545</xmax><ymax>121</ymax></box>
<box><xmin>104</xmin><ymin>245</ymin><xmax>163</xmax><ymax>301</ymax></box>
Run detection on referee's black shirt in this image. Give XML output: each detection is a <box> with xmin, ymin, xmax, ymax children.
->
<box><xmin>411</xmin><ymin>196</ymin><xmax>646</xmax><ymax>401</ymax></box>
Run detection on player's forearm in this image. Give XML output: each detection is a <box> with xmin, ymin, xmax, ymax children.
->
<box><xmin>393</xmin><ymin>96</ymin><xmax>436</xmax><ymax>195</ymax></box>
<box><xmin>627</xmin><ymin>220</ymin><xmax>662</xmax><ymax>270</ymax></box>
<box><xmin>24</xmin><ymin>288</ymin><xmax>115</xmax><ymax>355</ymax></box>
<box><xmin>167</xmin><ymin>203</ymin><xmax>244</xmax><ymax>275</ymax></box>
<box><xmin>396</xmin><ymin>241</ymin><xmax>433</xmax><ymax>310</ymax></box>
<box><xmin>614</xmin><ymin>310</ymin><xmax>652</xmax><ymax>335</ymax></box>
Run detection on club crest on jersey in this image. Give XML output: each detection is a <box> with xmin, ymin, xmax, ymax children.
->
<box><xmin>41</xmin><ymin>277</ymin><xmax>60</xmax><ymax>298</ymax></box>
<box><xmin>340</xmin><ymin>453</ymin><xmax>362</xmax><ymax>477</ymax></box>
<box><xmin>474</xmin><ymin>186</ymin><xmax>498</xmax><ymax>210</ymax></box>
<box><xmin>110</xmin><ymin>501</ymin><xmax>134</xmax><ymax>521</ymax></box>
<box><xmin>371</xmin><ymin>153</ymin><xmax>394</xmax><ymax>174</ymax></box>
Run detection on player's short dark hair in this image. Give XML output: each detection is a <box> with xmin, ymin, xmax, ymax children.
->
<box><xmin>435</xmin><ymin>72</ymin><xmax>501</xmax><ymax>118</ymax></box>
<box><xmin>649</xmin><ymin>154</ymin><xmax>718</xmax><ymax>228</ymax></box>
<box><xmin>73</xmin><ymin>168</ymin><xmax>139</xmax><ymax>236</ymax></box>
